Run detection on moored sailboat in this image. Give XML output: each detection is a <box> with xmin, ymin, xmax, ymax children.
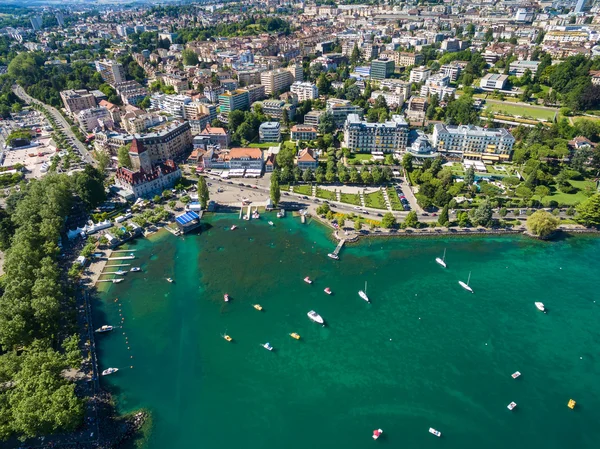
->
<box><xmin>459</xmin><ymin>272</ymin><xmax>473</xmax><ymax>293</ymax></box>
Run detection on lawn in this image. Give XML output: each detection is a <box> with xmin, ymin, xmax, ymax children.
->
<box><xmin>364</xmin><ymin>190</ymin><xmax>387</xmax><ymax>209</ymax></box>
<box><xmin>249</xmin><ymin>142</ymin><xmax>279</xmax><ymax>148</ymax></box>
<box><xmin>316</xmin><ymin>187</ymin><xmax>336</xmax><ymax>201</ymax></box>
<box><xmin>340</xmin><ymin>193</ymin><xmax>361</xmax><ymax>206</ymax></box>
<box><xmin>485</xmin><ymin>103</ymin><xmax>557</xmax><ymax>121</ymax></box>
<box><xmin>539</xmin><ymin>180</ymin><xmax>596</xmax><ymax>205</ymax></box>
<box><xmin>293</xmin><ymin>184</ymin><xmax>312</xmax><ymax>195</ymax></box>
<box><xmin>387</xmin><ymin>187</ymin><xmax>404</xmax><ymax>211</ymax></box>
<box><xmin>347</xmin><ymin>153</ymin><xmax>373</xmax><ymax>165</ymax></box>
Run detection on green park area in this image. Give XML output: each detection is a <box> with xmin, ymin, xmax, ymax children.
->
<box><xmin>364</xmin><ymin>190</ymin><xmax>387</xmax><ymax>209</ymax></box>
<box><xmin>316</xmin><ymin>187</ymin><xmax>336</xmax><ymax>201</ymax></box>
<box><xmin>387</xmin><ymin>187</ymin><xmax>404</xmax><ymax>211</ymax></box>
<box><xmin>249</xmin><ymin>142</ymin><xmax>279</xmax><ymax>148</ymax></box>
<box><xmin>485</xmin><ymin>103</ymin><xmax>557</xmax><ymax>121</ymax></box>
<box><xmin>346</xmin><ymin>153</ymin><xmax>373</xmax><ymax>165</ymax></box>
<box><xmin>293</xmin><ymin>184</ymin><xmax>312</xmax><ymax>195</ymax></box>
<box><xmin>340</xmin><ymin>192</ymin><xmax>361</xmax><ymax>206</ymax></box>
<box><xmin>541</xmin><ymin>180</ymin><xmax>597</xmax><ymax>205</ymax></box>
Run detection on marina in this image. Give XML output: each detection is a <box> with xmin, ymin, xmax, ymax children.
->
<box><xmin>94</xmin><ymin>215</ymin><xmax>600</xmax><ymax>449</ymax></box>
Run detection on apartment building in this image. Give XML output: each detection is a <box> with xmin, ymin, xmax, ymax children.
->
<box><xmin>343</xmin><ymin>114</ymin><xmax>409</xmax><ymax>154</ymax></box>
<box><xmin>199</xmin><ymin>125</ymin><xmax>230</xmax><ymax>148</ymax></box>
<box><xmin>303</xmin><ymin>110</ymin><xmax>325</xmax><ymax>127</ymax></box>
<box><xmin>396</xmin><ymin>52</ymin><xmax>424</xmax><ymax>67</ymax></box>
<box><xmin>243</xmin><ymin>84</ymin><xmax>266</xmax><ymax>104</ymax></box>
<box><xmin>218</xmin><ymin>89</ymin><xmax>250</xmax><ymax>114</ymax></box>
<box><xmin>259</xmin><ymin>100</ymin><xmax>296</xmax><ymax>121</ymax></box>
<box><xmin>228</xmin><ymin>147</ymin><xmax>264</xmax><ymax>171</ymax></box>
<box><xmin>204</xmin><ymin>85</ymin><xmax>224</xmax><ymax>103</ymax></box>
<box><xmin>377</xmin><ymin>79</ymin><xmax>411</xmax><ymax>99</ymax></box>
<box><xmin>259</xmin><ymin>122</ymin><xmax>281</xmax><ymax>142</ymax></box>
<box><xmin>60</xmin><ymin>89</ymin><xmax>97</xmax><ymax>115</ymax></box>
<box><xmin>290</xmin><ymin>125</ymin><xmax>318</xmax><ymax>142</ymax></box>
<box><xmin>409</xmin><ymin>66</ymin><xmax>431</xmax><ymax>83</ymax></box>
<box><xmin>440</xmin><ymin>63</ymin><xmax>461</xmax><ymax>82</ymax></box>
<box><xmin>121</xmin><ymin>110</ymin><xmax>163</xmax><ymax>134</ymax></box>
<box><xmin>290</xmin><ymin>82</ymin><xmax>319</xmax><ymax>102</ymax></box>
<box><xmin>297</xmin><ymin>148</ymin><xmax>318</xmax><ymax>170</ymax></box>
<box><xmin>151</xmin><ymin>94</ymin><xmax>191</xmax><ymax>118</ymax></box>
<box><xmin>261</xmin><ymin>68</ymin><xmax>294</xmax><ymax>95</ymax></box>
<box><xmin>77</xmin><ymin>107</ymin><xmax>112</xmax><ymax>132</ymax></box>
<box><xmin>326</xmin><ymin>98</ymin><xmax>364</xmax><ymax>127</ymax></box>
<box><xmin>114</xmin><ymin>80</ymin><xmax>148</xmax><ymax>106</ymax></box>
<box><xmin>432</xmin><ymin>124</ymin><xmax>515</xmax><ymax>161</ymax></box>
<box><xmin>420</xmin><ymin>74</ymin><xmax>456</xmax><ymax>100</ymax></box>
<box><xmin>287</xmin><ymin>63</ymin><xmax>304</xmax><ymax>82</ymax></box>
<box><xmin>95</xmin><ymin>60</ymin><xmax>126</xmax><ymax>85</ymax></box>
<box><xmin>163</xmin><ymin>74</ymin><xmax>189</xmax><ymax>93</ymax></box>
<box><xmin>370</xmin><ymin>91</ymin><xmax>404</xmax><ymax>107</ymax></box>
<box><xmin>508</xmin><ymin>60</ymin><xmax>541</xmax><ymax>77</ymax></box>
<box><xmin>237</xmin><ymin>70</ymin><xmax>262</xmax><ymax>87</ymax></box>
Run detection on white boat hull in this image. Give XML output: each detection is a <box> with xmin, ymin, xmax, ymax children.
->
<box><xmin>458</xmin><ymin>281</ymin><xmax>473</xmax><ymax>293</ymax></box>
<box><xmin>535</xmin><ymin>302</ymin><xmax>545</xmax><ymax>312</ymax></box>
<box><xmin>307</xmin><ymin>311</ymin><xmax>324</xmax><ymax>324</ymax></box>
<box><xmin>435</xmin><ymin>257</ymin><xmax>446</xmax><ymax>268</ymax></box>
<box><xmin>358</xmin><ymin>291</ymin><xmax>370</xmax><ymax>302</ymax></box>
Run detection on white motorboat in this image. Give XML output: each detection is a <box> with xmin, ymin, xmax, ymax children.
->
<box><xmin>114</xmin><ymin>270</ymin><xmax>127</xmax><ymax>275</ymax></box>
<box><xmin>112</xmin><ymin>278</ymin><xmax>123</xmax><ymax>284</ymax></box>
<box><xmin>435</xmin><ymin>248</ymin><xmax>447</xmax><ymax>268</ymax></box>
<box><xmin>429</xmin><ymin>428</ymin><xmax>441</xmax><ymax>437</ymax></box>
<box><xmin>307</xmin><ymin>310</ymin><xmax>324</xmax><ymax>325</ymax></box>
<box><xmin>304</xmin><ymin>276</ymin><xmax>313</xmax><ymax>284</ymax></box>
<box><xmin>507</xmin><ymin>401</ymin><xmax>517</xmax><ymax>411</ymax></box>
<box><xmin>277</xmin><ymin>212</ymin><xmax>283</xmax><ymax>218</ymax></box>
<box><xmin>166</xmin><ymin>277</ymin><xmax>174</xmax><ymax>283</ymax></box>
<box><xmin>458</xmin><ymin>272</ymin><xmax>473</xmax><ymax>293</ymax></box>
<box><xmin>327</xmin><ymin>253</ymin><xmax>339</xmax><ymax>260</ymax></box>
<box><xmin>231</xmin><ymin>225</ymin><xmax>237</xmax><ymax>231</ymax></box>
<box><xmin>268</xmin><ymin>221</ymin><xmax>274</xmax><ymax>226</ymax></box>
<box><xmin>535</xmin><ymin>302</ymin><xmax>545</xmax><ymax>312</ymax></box>
<box><xmin>95</xmin><ymin>325</ymin><xmax>113</xmax><ymax>333</ymax></box>
<box><xmin>130</xmin><ymin>267</ymin><xmax>140</xmax><ymax>272</ymax></box>
<box><xmin>372</xmin><ymin>429</ymin><xmax>383</xmax><ymax>440</ymax></box>
<box><xmin>101</xmin><ymin>367</ymin><xmax>118</xmax><ymax>376</ymax></box>
<box><xmin>224</xmin><ymin>294</ymin><xmax>230</xmax><ymax>302</ymax></box>
<box><xmin>262</xmin><ymin>342</ymin><xmax>273</xmax><ymax>351</ymax></box>
<box><xmin>324</xmin><ymin>287</ymin><xmax>332</xmax><ymax>295</ymax></box>
<box><xmin>511</xmin><ymin>371</ymin><xmax>521</xmax><ymax>379</ymax></box>
<box><xmin>358</xmin><ymin>281</ymin><xmax>370</xmax><ymax>303</ymax></box>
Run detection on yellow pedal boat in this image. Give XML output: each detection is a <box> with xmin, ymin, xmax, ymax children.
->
<box><xmin>290</xmin><ymin>333</ymin><xmax>301</xmax><ymax>340</ymax></box>
<box><xmin>253</xmin><ymin>304</ymin><xmax>263</xmax><ymax>311</ymax></box>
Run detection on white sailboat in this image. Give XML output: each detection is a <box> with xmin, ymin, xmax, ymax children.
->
<box><xmin>358</xmin><ymin>281</ymin><xmax>370</xmax><ymax>303</ymax></box>
<box><xmin>435</xmin><ymin>248</ymin><xmax>447</xmax><ymax>268</ymax></box>
<box><xmin>458</xmin><ymin>271</ymin><xmax>473</xmax><ymax>293</ymax></box>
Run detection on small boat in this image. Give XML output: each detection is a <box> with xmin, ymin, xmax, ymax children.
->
<box><xmin>114</xmin><ymin>270</ymin><xmax>127</xmax><ymax>275</ymax></box>
<box><xmin>252</xmin><ymin>212</ymin><xmax>260</xmax><ymax>219</ymax></box>
<box><xmin>535</xmin><ymin>302</ymin><xmax>545</xmax><ymax>312</ymax></box>
<box><xmin>253</xmin><ymin>304</ymin><xmax>263</xmax><ymax>311</ymax></box>
<box><xmin>372</xmin><ymin>429</ymin><xmax>383</xmax><ymax>440</ymax></box>
<box><xmin>304</xmin><ymin>276</ymin><xmax>312</xmax><ymax>284</ymax></box>
<box><xmin>101</xmin><ymin>367</ymin><xmax>118</xmax><ymax>376</ymax></box>
<box><xmin>243</xmin><ymin>215</ymin><xmax>249</xmax><ymax>221</ymax></box>
<box><xmin>277</xmin><ymin>212</ymin><xmax>283</xmax><ymax>218</ymax></box>
<box><xmin>231</xmin><ymin>225</ymin><xmax>237</xmax><ymax>231</ymax></box>
<box><xmin>95</xmin><ymin>325</ymin><xmax>113</xmax><ymax>333</ymax></box>
<box><xmin>507</xmin><ymin>401</ymin><xmax>517</xmax><ymax>411</ymax></box>
<box><xmin>223</xmin><ymin>334</ymin><xmax>232</xmax><ymax>342</ymax></box>
<box><xmin>112</xmin><ymin>278</ymin><xmax>123</xmax><ymax>284</ymax></box>
<box><xmin>511</xmin><ymin>371</ymin><xmax>521</xmax><ymax>379</ymax></box>
<box><xmin>429</xmin><ymin>428</ymin><xmax>441</xmax><ymax>437</ymax></box>
<box><xmin>166</xmin><ymin>278</ymin><xmax>174</xmax><ymax>283</ymax></box>
<box><xmin>268</xmin><ymin>221</ymin><xmax>274</xmax><ymax>226</ymax></box>
<box><xmin>290</xmin><ymin>332</ymin><xmax>300</xmax><ymax>340</ymax></box>
<box><xmin>436</xmin><ymin>248</ymin><xmax>447</xmax><ymax>268</ymax></box>
<box><xmin>327</xmin><ymin>253</ymin><xmax>339</xmax><ymax>260</ymax></box>
<box><xmin>262</xmin><ymin>342</ymin><xmax>273</xmax><ymax>351</ymax></box>
<box><xmin>224</xmin><ymin>294</ymin><xmax>230</xmax><ymax>302</ymax></box>
<box><xmin>307</xmin><ymin>310</ymin><xmax>324</xmax><ymax>325</ymax></box>
<box><xmin>568</xmin><ymin>399</ymin><xmax>576</xmax><ymax>409</ymax></box>
<box><xmin>358</xmin><ymin>281</ymin><xmax>370</xmax><ymax>303</ymax></box>
<box><xmin>324</xmin><ymin>287</ymin><xmax>332</xmax><ymax>295</ymax></box>
<box><xmin>130</xmin><ymin>267</ymin><xmax>141</xmax><ymax>272</ymax></box>
<box><xmin>459</xmin><ymin>271</ymin><xmax>473</xmax><ymax>293</ymax></box>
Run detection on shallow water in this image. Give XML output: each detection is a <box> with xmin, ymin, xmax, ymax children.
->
<box><xmin>94</xmin><ymin>214</ymin><xmax>600</xmax><ymax>449</ymax></box>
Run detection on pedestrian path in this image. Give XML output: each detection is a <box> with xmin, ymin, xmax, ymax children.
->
<box><xmin>336</xmin><ymin>190</ymin><xmax>341</xmax><ymax>202</ymax></box>
<box><xmin>311</xmin><ymin>184</ymin><xmax>317</xmax><ymax>197</ymax></box>
<box><xmin>359</xmin><ymin>190</ymin><xmax>366</xmax><ymax>208</ymax></box>
<box><xmin>381</xmin><ymin>187</ymin><xmax>393</xmax><ymax>212</ymax></box>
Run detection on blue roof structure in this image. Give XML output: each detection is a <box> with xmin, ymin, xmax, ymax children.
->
<box><xmin>175</xmin><ymin>211</ymin><xmax>200</xmax><ymax>226</ymax></box>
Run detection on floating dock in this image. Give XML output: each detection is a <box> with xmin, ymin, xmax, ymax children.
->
<box><xmin>108</xmin><ymin>255</ymin><xmax>135</xmax><ymax>260</ymax></box>
<box><xmin>332</xmin><ymin>239</ymin><xmax>345</xmax><ymax>257</ymax></box>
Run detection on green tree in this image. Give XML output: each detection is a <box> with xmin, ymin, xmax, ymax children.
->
<box><xmin>349</xmin><ymin>167</ymin><xmax>360</xmax><ymax>184</ymax></box>
<box><xmin>302</xmin><ymin>168</ymin><xmax>313</xmax><ymax>183</ymax></box>
<box><xmin>471</xmin><ymin>200</ymin><xmax>493</xmax><ymax>227</ymax></box>
<box><xmin>575</xmin><ymin>194</ymin><xmax>600</xmax><ymax>227</ymax></box>
<box><xmin>117</xmin><ymin>145</ymin><xmax>132</xmax><ymax>169</ymax></box>
<box><xmin>438</xmin><ymin>204</ymin><xmax>449</xmax><ymax>226</ymax></box>
<box><xmin>270</xmin><ymin>175</ymin><xmax>281</xmax><ymax>206</ymax></box>
<box><xmin>535</xmin><ymin>185</ymin><xmax>551</xmax><ymax>202</ymax></box>
<box><xmin>402</xmin><ymin>153</ymin><xmax>413</xmax><ymax>172</ymax></box>
<box><xmin>197</xmin><ymin>176</ymin><xmax>210</xmax><ymax>209</ymax></box>
<box><xmin>182</xmin><ymin>49</ymin><xmax>199</xmax><ymax>66</ymax></box>
<box><xmin>138</xmin><ymin>96</ymin><xmax>151</xmax><ymax>110</ymax></box>
<box><xmin>354</xmin><ymin>218</ymin><xmax>361</xmax><ymax>231</ymax></box>
<box><xmin>465</xmin><ymin>166</ymin><xmax>475</xmax><ymax>185</ymax></box>
<box><xmin>526</xmin><ymin>210</ymin><xmax>559</xmax><ymax>237</ymax></box>
<box><xmin>350</xmin><ymin>43</ymin><xmax>361</xmax><ymax>65</ymax></box>
<box><xmin>404</xmin><ymin>211</ymin><xmax>419</xmax><ymax>228</ymax></box>
<box><xmin>381</xmin><ymin>212</ymin><xmax>397</xmax><ymax>229</ymax></box>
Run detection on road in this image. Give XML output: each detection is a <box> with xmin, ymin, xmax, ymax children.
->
<box><xmin>12</xmin><ymin>84</ymin><xmax>95</xmax><ymax>165</ymax></box>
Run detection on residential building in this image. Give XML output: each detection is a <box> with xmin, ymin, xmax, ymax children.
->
<box><xmin>184</xmin><ymin>101</ymin><xmax>217</xmax><ymax>123</ymax></box>
<box><xmin>199</xmin><ymin>125</ymin><xmax>231</xmax><ymax>148</ymax></box>
<box><xmin>326</xmin><ymin>98</ymin><xmax>364</xmax><ymax>127</ymax></box>
<box><xmin>304</xmin><ymin>110</ymin><xmax>325</xmax><ymax>127</ymax></box>
<box><xmin>378</xmin><ymin>79</ymin><xmax>411</xmax><ymax>98</ymax></box>
<box><xmin>479</xmin><ymin>73</ymin><xmax>508</xmax><ymax>90</ymax></box>
<box><xmin>420</xmin><ymin>74</ymin><xmax>456</xmax><ymax>100</ymax></box>
<box><xmin>243</xmin><ymin>84</ymin><xmax>266</xmax><ymax>104</ymax></box>
<box><xmin>151</xmin><ymin>94</ymin><xmax>191</xmax><ymax>118</ymax></box>
<box><xmin>432</xmin><ymin>124</ymin><xmax>515</xmax><ymax>161</ymax></box>
<box><xmin>370</xmin><ymin>58</ymin><xmax>395</xmax><ymax>80</ymax></box>
<box><xmin>291</xmin><ymin>125</ymin><xmax>318</xmax><ymax>142</ymax></box>
<box><xmin>343</xmin><ymin>114</ymin><xmax>409</xmax><ymax>154</ymax></box>
<box><xmin>218</xmin><ymin>89</ymin><xmax>250</xmax><ymax>114</ymax></box>
<box><xmin>204</xmin><ymin>85</ymin><xmax>224</xmax><ymax>103</ymax></box>
<box><xmin>114</xmin><ymin>139</ymin><xmax>181</xmax><ymax>198</ymax></box>
<box><xmin>406</xmin><ymin>96</ymin><xmax>428</xmax><ymax>120</ymax></box>
<box><xmin>77</xmin><ymin>107</ymin><xmax>112</xmax><ymax>132</ymax></box>
<box><xmin>290</xmin><ymin>82</ymin><xmax>319</xmax><ymax>102</ymax></box>
<box><xmin>94</xmin><ymin>60</ymin><xmax>126</xmax><ymax>85</ymax></box>
<box><xmin>440</xmin><ymin>39</ymin><xmax>467</xmax><ymax>53</ymax></box>
<box><xmin>575</xmin><ymin>0</ymin><xmax>587</xmax><ymax>13</ymax></box>
<box><xmin>508</xmin><ymin>60</ymin><xmax>541</xmax><ymax>77</ymax></box>
<box><xmin>396</xmin><ymin>52</ymin><xmax>423</xmax><ymax>67</ymax></box>
<box><xmin>60</xmin><ymin>89</ymin><xmax>97</xmax><ymax>116</ymax></box>
<box><xmin>238</xmin><ymin>70</ymin><xmax>262</xmax><ymax>86</ymax></box>
<box><xmin>121</xmin><ymin>110</ymin><xmax>163</xmax><ymax>134</ymax></box>
<box><xmin>259</xmin><ymin>122</ymin><xmax>281</xmax><ymax>142</ymax></box>
<box><xmin>30</xmin><ymin>15</ymin><xmax>43</xmax><ymax>31</ymax></box>
<box><xmin>114</xmin><ymin>80</ymin><xmax>148</xmax><ymax>106</ymax></box>
<box><xmin>287</xmin><ymin>63</ymin><xmax>304</xmax><ymax>82</ymax></box>
<box><xmin>228</xmin><ymin>147</ymin><xmax>263</xmax><ymax>171</ymax></box>
<box><xmin>221</xmin><ymin>79</ymin><xmax>238</xmax><ymax>91</ymax></box>
<box><xmin>55</xmin><ymin>11</ymin><xmax>65</xmax><ymax>28</ymax></box>
<box><xmin>409</xmin><ymin>66</ymin><xmax>431</xmax><ymax>83</ymax></box>
<box><xmin>259</xmin><ymin>100</ymin><xmax>296</xmax><ymax>121</ymax></box>
<box><xmin>297</xmin><ymin>148</ymin><xmax>318</xmax><ymax>170</ymax></box>
<box><xmin>371</xmin><ymin>91</ymin><xmax>404</xmax><ymax>107</ymax></box>
<box><xmin>440</xmin><ymin>63</ymin><xmax>462</xmax><ymax>82</ymax></box>
<box><xmin>163</xmin><ymin>74</ymin><xmax>189</xmax><ymax>93</ymax></box>
<box><xmin>261</xmin><ymin>68</ymin><xmax>294</xmax><ymax>95</ymax></box>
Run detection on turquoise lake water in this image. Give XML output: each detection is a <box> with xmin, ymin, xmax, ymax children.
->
<box><xmin>93</xmin><ymin>214</ymin><xmax>600</xmax><ymax>449</ymax></box>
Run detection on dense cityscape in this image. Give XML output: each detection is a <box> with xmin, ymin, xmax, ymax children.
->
<box><xmin>1</xmin><ymin>0</ymin><xmax>600</xmax><ymax>447</ymax></box>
